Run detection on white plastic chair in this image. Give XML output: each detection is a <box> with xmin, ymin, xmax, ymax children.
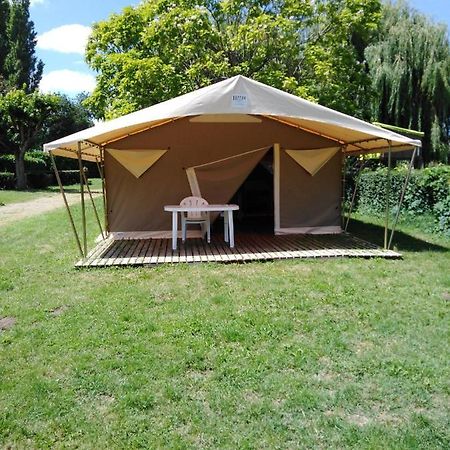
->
<box><xmin>180</xmin><ymin>196</ymin><xmax>211</xmax><ymax>243</ymax></box>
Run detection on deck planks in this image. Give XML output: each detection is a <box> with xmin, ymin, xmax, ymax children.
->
<box><xmin>76</xmin><ymin>233</ymin><xmax>402</xmax><ymax>267</ymax></box>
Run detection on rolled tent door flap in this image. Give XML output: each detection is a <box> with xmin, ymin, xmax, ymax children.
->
<box><xmin>106</xmin><ymin>149</ymin><xmax>167</xmax><ymax>178</ymax></box>
<box><xmin>187</xmin><ymin>147</ymin><xmax>271</xmax><ymax>203</ymax></box>
<box><xmin>285</xmin><ymin>147</ymin><xmax>341</xmax><ymax>176</ymax></box>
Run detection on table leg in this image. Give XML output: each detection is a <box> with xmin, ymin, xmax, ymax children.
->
<box><xmin>224</xmin><ymin>212</ymin><xmax>229</xmax><ymax>242</ymax></box>
<box><xmin>228</xmin><ymin>210</ymin><xmax>235</xmax><ymax>248</ymax></box>
<box><xmin>172</xmin><ymin>211</ymin><xmax>178</xmax><ymax>251</ymax></box>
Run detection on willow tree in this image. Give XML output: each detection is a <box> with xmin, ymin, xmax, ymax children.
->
<box><xmin>365</xmin><ymin>1</ymin><xmax>450</xmax><ymax>163</ymax></box>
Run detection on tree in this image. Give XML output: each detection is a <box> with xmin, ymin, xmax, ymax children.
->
<box><xmin>85</xmin><ymin>0</ymin><xmax>381</xmax><ymax>120</ymax></box>
<box><xmin>0</xmin><ymin>90</ymin><xmax>60</xmax><ymax>189</ymax></box>
<box><xmin>0</xmin><ymin>91</ymin><xmax>94</xmax><ymax>189</ymax></box>
<box><xmin>44</xmin><ymin>93</ymin><xmax>94</xmax><ymax>143</ymax></box>
<box><xmin>365</xmin><ymin>1</ymin><xmax>450</xmax><ymax>163</ymax></box>
<box><xmin>3</xmin><ymin>0</ymin><xmax>43</xmax><ymax>92</ymax></box>
<box><xmin>0</xmin><ymin>0</ymin><xmax>10</xmax><ymax>83</ymax></box>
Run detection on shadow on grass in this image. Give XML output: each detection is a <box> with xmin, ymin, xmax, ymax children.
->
<box><xmin>348</xmin><ymin>219</ymin><xmax>449</xmax><ymax>253</ymax></box>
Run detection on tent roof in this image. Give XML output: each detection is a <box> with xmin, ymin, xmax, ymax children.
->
<box><xmin>44</xmin><ymin>75</ymin><xmax>421</xmax><ymax>161</ymax></box>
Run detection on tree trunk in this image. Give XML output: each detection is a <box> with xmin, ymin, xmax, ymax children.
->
<box><xmin>15</xmin><ymin>149</ymin><xmax>27</xmax><ymax>190</ymax></box>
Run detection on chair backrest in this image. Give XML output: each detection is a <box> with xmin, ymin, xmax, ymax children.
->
<box><xmin>180</xmin><ymin>196</ymin><xmax>209</xmax><ymax>220</ymax></box>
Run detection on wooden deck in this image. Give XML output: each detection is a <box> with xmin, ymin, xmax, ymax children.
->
<box><xmin>75</xmin><ymin>233</ymin><xmax>401</xmax><ymax>267</ymax></box>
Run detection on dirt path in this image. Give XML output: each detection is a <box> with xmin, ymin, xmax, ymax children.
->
<box><xmin>0</xmin><ymin>192</ymin><xmax>101</xmax><ymax>227</ymax></box>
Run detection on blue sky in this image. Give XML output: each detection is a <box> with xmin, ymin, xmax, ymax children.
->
<box><xmin>30</xmin><ymin>0</ymin><xmax>450</xmax><ymax>96</ymax></box>
<box><xmin>32</xmin><ymin>0</ymin><xmax>138</xmax><ymax>94</ymax></box>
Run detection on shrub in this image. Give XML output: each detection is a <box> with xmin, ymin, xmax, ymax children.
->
<box><xmin>354</xmin><ymin>164</ymin><xmax>450</xmax><ymax>233</ymax></box>
<box><xmin>0</xmin><ymin>172</ymin><xmax>15</xmax><ymax>189</ymax></box>
<box><xmin>0</xmin><ymin>151</ymin><xmax>96</xmax><ymax>188</ymax></box>
<box><xmin>27</xmin><ymin>172</ymin><xmax>53</xmax><ymax>189</ymax></box>
<box><xmin>433</xmin><ymin>197</ymin><xmax>450</xmax><ymax>236</ymax></box>
<box><xmin>0</xmin><ymin>152</ymin><xmax>49</xmax><ymax>173</ymax></box>
<box><xmin>0</xmin><ymin>154</ymin><xmax>15</xmax><ymax>173</ymax></box>
<box><xmin>58</xmin><ymin>170</ymin><xmax>88</xmax><ymax>186</ymax></box>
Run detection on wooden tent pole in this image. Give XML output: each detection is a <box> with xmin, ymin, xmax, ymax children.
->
<box><xmin>384</xmin><ymin>141</ymin><xmax>392</xmax><ymax>249</ymax></box>
<box><xmin>82</xmin><ymin>168</ymin><xmax>104</xmax><ymax>239</ymax></box>
<box><xmin>50</xmin><ymin>152</ymin><xmax>84</xmax><ymax>257</ymax></box>
<box><xmin>345</xmin><ymin>159</ymin><xmax>364</xmax><ymax>231</ymax></box>
<box><xmin>388</xmin><ymin>146</ymin><xmax>417</xmax><ymax>249</ymax></box>
<box><xmin>77</xmin><ymin>142</ymin><xmax>87</xmax><ymax>257</ymax></box>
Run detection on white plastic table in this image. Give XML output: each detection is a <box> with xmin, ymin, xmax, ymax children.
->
<box><xmin>164</xmin><ymin>204</ymin><xmax>239</xmax><ymax>251</ymax></box>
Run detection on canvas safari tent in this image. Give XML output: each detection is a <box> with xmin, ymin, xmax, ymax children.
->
<box><xmin>44</xmin><ymin>75</ymin><xmax>421</xmax><ymax>258</ymax></box>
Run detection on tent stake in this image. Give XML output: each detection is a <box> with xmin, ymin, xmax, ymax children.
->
<box><xmin>388</xmin><ymin>146</ymin><xmax>417</xmax><ymax>249</ymax></box>
<box><xmin>50</xmin><ymin>152</ymin><xmax>84</xmax><ymax>258</ymax></box>
<box><xmin>384</xmin><ymin>141</ymin><xmax>392</xmax><ymax>249</ymax></box>
<box><xmin>82</xmin><ymin>168</ymin><xmax>105</xmax><ymax>239</ymax></box>
<box><xmin>77</xmin><ymin>142</ymin><xmax>87</xmax><ymax>257</ymax></box>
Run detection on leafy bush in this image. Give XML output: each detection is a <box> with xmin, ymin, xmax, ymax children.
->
<box><xmin>0</xmin><ymin>152</ymin><xmax>50</xmax><ymax>173</ymax></box>
<box><xmin>433</xmin><ymin>197</ymin><xmax>450</xmax><ymax>236</ymax></box>
<box><xmin>0</xmin><ymin>151</ymin><xmax>97</xmax><ymax>188</ymax></box>
<box><xmin>0</xmin><ymin>172</ymin><xmax>15</xmax><ymax>189</ymax></box>
<box><xmin>0</xmin><ymin>154</ymin><xmax>16</xmax><ymax>173</ymax></box>
<box><xmin>354</xmin><ymin>165</ymin><xmax>450</xmax><ymax>233</ymax></box>
<box><xmin>27</xmin><ymin>172</ymin><xmax>53</xmax><ymax>189</ymax></box>
<box><xmin>58</xmin><ymin>170</ymin><xmax>88</xmax><ymax>186</ymax></box>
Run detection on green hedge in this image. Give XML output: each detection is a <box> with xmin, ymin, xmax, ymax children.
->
<box><xmin>0</xmin><ymin>172</ymin><xmax>15</xmax><ymax>189</ymax></box>
<box><xmin>0</xmin><ymin>150</ymin><xmax>98</xmax><ymax>188</ymax></box>
<box><xmin>355</xmin><ymin>165</ymin><xmax>450</xmax><ymax>234</ymax></box>
<box><xmin>0</xmin><ymin>170</ymin><xmax>88</xmax><ymax>189</ymax></box>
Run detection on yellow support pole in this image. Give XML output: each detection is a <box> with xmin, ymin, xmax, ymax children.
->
<box><xmin>50</xmin><ymin>152</ymin><xmax>84</xmax><ymax>257</ymax></box>
<box><xmin>82</xmin><ymin>168</ymin><xmax>104</xmax><ymax>239</ymax></box>
<box><xmin>77</xmin><ymin>142</ymin><xmax>87</xmax><ymax>257</ymax></box>
<box><xmin>388</xmin><ymin>146</ymin><xmax>418</xmax><ymax>249</ymax></box>
<box><xmin>384</xmin><ymin>141</ymin><xmax>392</xmax><ymax>249</ymax></box>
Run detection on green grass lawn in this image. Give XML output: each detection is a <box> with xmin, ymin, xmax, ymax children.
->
<box><xmin>0</xmin><ymin>178</ymin><xmax>102</xmax><ymax>205</ymax></box>
<box><xmin>0</xmin><ymin>202</ymin><xmax>449</xmax><ymax>449</ymax></box>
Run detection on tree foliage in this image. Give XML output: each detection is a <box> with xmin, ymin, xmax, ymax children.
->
<box><xmin>2</xmin><ymin>0</ymin><xmax>43</xmax><ymax>92</ymax></box>
<box><xmin>365</xmin><ymin>0</ymin><xmax>450</xmax><ymax>163</ymax></box>
<box><xmin>86</xmin><ymin>0</ymin><xmax>381</xmax><ymax>120</ymax></box>
<box><xmin>0</xmin><ymin>0</ymin><xmax>10</xmax><ymax>85</ymax></box>
<box><xmin>0</xmin><ymin>91</ymin><xmax>93</xmax><ymax>189</ymax></box>
<box><xmin>0</xmin><ymin>90</ymin><xmax>60</xmax><ymax>188</ymax></box>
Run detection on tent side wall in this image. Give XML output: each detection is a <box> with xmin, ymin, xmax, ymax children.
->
<box><xmin>278</xmin><ymin>150</ymin><xmax>342</xmax><ymax>233</ymax></box>
<box><xmin>104</xmin><ymin>117</ymin><xmax>339</xmax><ymax>233</ymax></box>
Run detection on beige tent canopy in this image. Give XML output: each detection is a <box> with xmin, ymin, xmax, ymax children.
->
<box><xmin>44</xmin><ymin>75</ymin><xmax>421</xmax><ymax>239</ymax></box>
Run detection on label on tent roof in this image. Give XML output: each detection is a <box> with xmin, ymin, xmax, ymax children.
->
<box><xmin>231</xmin><ymin>94</ymin><xmax>248</xmax><ymax>108</ymax></box>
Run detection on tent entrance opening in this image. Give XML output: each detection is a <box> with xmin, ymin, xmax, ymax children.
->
<box><xmin>230</xmin><ymin>149</ymin><xmax>274</xmax><ymax>233</ymax></box>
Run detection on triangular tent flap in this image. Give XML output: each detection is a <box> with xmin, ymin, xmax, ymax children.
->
<box><xmin>285</xmin><ymin>147</ymin><xmax>340</xmax><ymax>176</ymax></box>
<box><xmin>107</xmin><ymin>149</ymin><xmax>167</xmax><ymax>178</ymax></box>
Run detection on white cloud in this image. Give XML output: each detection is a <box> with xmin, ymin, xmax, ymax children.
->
<box><xmin>30</xmin><ymin>0</ymin><xmax>46</xmax><ymax>7</ymax></box>
<box><xmin>40</xmin><ymin>70</ymin><xmax>96</xmax><ymax>94</ymax></box>
<box><xmin>37</xmin><ymin>24</ymin><xmax>92</xmax><ymax>55</ymax></box>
